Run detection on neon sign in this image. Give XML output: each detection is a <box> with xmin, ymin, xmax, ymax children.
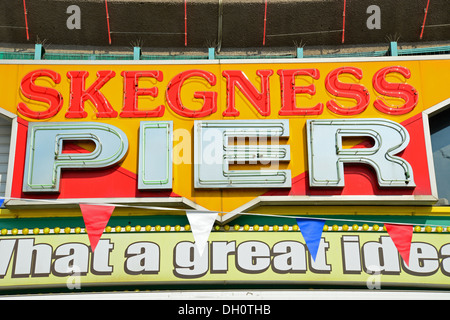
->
<box><xmin>22</xmin><ymin>119</ymin><xmax>415</xmax><ymax>192</ymax></box>
<box><xmin>17</xmin><ymin>66</ymin><xmax>418</xmax><ymax>120</ymax></box>
<box><xmin>5</xmin><ymin>59</ymin><xmax>438</xmax><ymax>207</ymax></box>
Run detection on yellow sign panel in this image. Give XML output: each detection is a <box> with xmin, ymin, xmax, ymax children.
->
<box><xmin>1</xmin><ymin>231</ymin><xmax>449</xmax><ymax>290</ymax></box>
<box><xmin>2</xmin><ymin>57</ymin><xmax>449</xmax><ymax>215</ymax></box>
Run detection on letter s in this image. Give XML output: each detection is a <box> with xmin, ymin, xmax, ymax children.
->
<box><xmin>373</xmin><ymin>66</ymin><xmax>418</xmax><ymax>115</ymax></box>
<box><xmin>325</xmin><ymin>67</ymin><xmax>370</xmax><ymax>115</ymax></box>
<box><xmin>18</xmin><ymin>69</ymin><xmax>63</xmax><ymax>119</ymax></box>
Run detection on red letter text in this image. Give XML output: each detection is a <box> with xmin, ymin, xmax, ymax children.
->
<box><xmin>166</xmin><ymin>69</ymin><xmax>217</xmax><ymax>118</ymax></box>
<box><xmin>325</xmin><ymin>67</ymin><xmax>370</xmax><ymax>115</ymax></box>
<box><xmin>17</xmin><ymin>69</ymin><xmax>63</xmax><ymax>119</ymax></box>
<box><xmin>66</xmin><ymin>70</ymin><xmax>117</xmax><ymax>118</ymax></box>
<box><xmin>222</xmin><ymin>70</ymin><xmax>273</xmax><ymax>117</ymax></box>
<box><xmin>120</xmin><ymin>70</ymin><xmax>164</xmax><ymax>118</ymax></box>
<box><xmin>373</xmin><ymin>66</ymin><xmax>418</xmax><ymax>115</ymax></box>
<box><xmin>278</xmin><ymin>68</ymin><xmax>323</xmax><ymax>115</ymax></box>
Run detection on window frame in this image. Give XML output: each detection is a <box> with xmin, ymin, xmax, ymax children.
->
<box><xmin>422</xmin><ymin>97</ymin><xmax>450</xmax><ymax>205</ymax></box>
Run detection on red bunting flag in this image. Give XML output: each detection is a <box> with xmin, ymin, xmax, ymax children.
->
<box><xmin>384</xmin><ymin>223</ymin><xmax>413</xmax><ymax>266</ymax></box>
<box><xmin>80</xmin><ymin>204</ymin><xmax>115</xmax><ymax>252</ymax></box>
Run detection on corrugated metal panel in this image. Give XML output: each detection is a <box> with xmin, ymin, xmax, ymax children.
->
<box><xmin>0</xmin><ymin>117</ymin><xmax>11</xmax><ymax>197</ymax></box>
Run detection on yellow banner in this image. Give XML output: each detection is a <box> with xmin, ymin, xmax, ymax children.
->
<box><xmin>1</xmin><ymin>231</ymin><xmax>449</xmax><ymax>290</ymax></box>
<box><xmin>3</xmin><ymin>58</ymin><xmax>449</xmax><ymax>213</ymax></box>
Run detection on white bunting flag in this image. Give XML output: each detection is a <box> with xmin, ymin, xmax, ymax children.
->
<box><xmin>186</xmin><ymin>210</ymin><xmax>218</xmax><ymax>256</ymax></box>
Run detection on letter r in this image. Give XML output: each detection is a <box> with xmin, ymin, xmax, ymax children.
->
<box><xmin>306</xmin><ymin>118</ymin><xmax>415</xmax><ymax>188</ymax></box>
<box><xmin>23</xmin><ymin>122</ymin><xmax>128</xmax><ymax>192</ymax></box>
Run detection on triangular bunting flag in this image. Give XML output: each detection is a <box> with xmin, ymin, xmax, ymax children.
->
<box><xmin>296</xmin><ymin>218</ymin><xmax>326</xmax><ymax>261</ymax></box>
<box><xmin>384</xmin><ymin>223</ymin><xmax>413</xmax><ymax>266</ymax></box>
<box><xmin>186</xmin><ymin>210</ymin><xmax>218</xmax><ymax>257</ymax></box>
<box><xmin>80</xmin><ymin>204</ymin><xmax>115</xmax><ymax>252</ymax></box>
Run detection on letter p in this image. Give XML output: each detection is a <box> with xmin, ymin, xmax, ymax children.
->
<box><xmin>23</xmin><ymin>122</ymin><xmax>128</xmax><ymax>192</ymax></box>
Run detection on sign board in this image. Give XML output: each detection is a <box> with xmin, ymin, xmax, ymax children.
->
<box><xmin>1</xmin><ymin>57</ymin><xmax>447</xmax><ymax>220</ymax></box>
<box><xmin>0</xmin><ymin>230</ymin><xmax>449</xmax><ymax>290</ymax></box>
<box><xmin>0</xmin><ymin>57</ymin><xmax>449</xmax><ymax>291</ymax></box>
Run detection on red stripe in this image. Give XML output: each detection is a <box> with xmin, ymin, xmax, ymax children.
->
<box><xmin>420</xmin><ymin>0</ymin><xmax>431</xmax><ymax>39</ymax></box>
<box><xmin>105</xmin><ymin>0</ymin><xmax>112</xmax><ymax>45</ymax></box>
<box><xmin>341</xmin><ymin>0</ymin><xmax>346</xmax><ymax>43</ymax></box>
<box><xmin>263</xmin><ymin>0</ymin><xmax>267</xmax><ymax>46</ymax></box>
<box><xmin>22</xmin><ymin>0</ymin><xmax>29</xmax><ymax>40</ymax></box>
<box><xmin>184</xmin><ymin>0</ymin><xmax>187</xmax><ymax>46</ymax></box>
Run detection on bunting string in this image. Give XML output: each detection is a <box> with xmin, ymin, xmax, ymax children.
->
<box><xmin>1</xmin><ymin>196</ymin><xmax>446</xmax><ymax>265</ymax></box>
<box><xmin>0</xmin><ymin>196</ymin><xmax>448</xmax><ymax>228</ymax></box>
<box><xmin>236</xmin><ymin>211</ymin><xmax>428</xmax><ymax>227</ymax></box>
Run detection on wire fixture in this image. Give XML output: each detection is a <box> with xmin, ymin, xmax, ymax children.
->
<box><xmin>105</xmin><ymin>0</ymin><xmax>112</xmax><ymax>45</ymax></box>
<box><xmin>420</xmin><ymin>0</ymin><xmax>431</xmax><ymax>39</ymax></box>
<box><xmin>22</xmin><ymin>0</ymin><xmax>29</xmax><ymax>41</ymax></box>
